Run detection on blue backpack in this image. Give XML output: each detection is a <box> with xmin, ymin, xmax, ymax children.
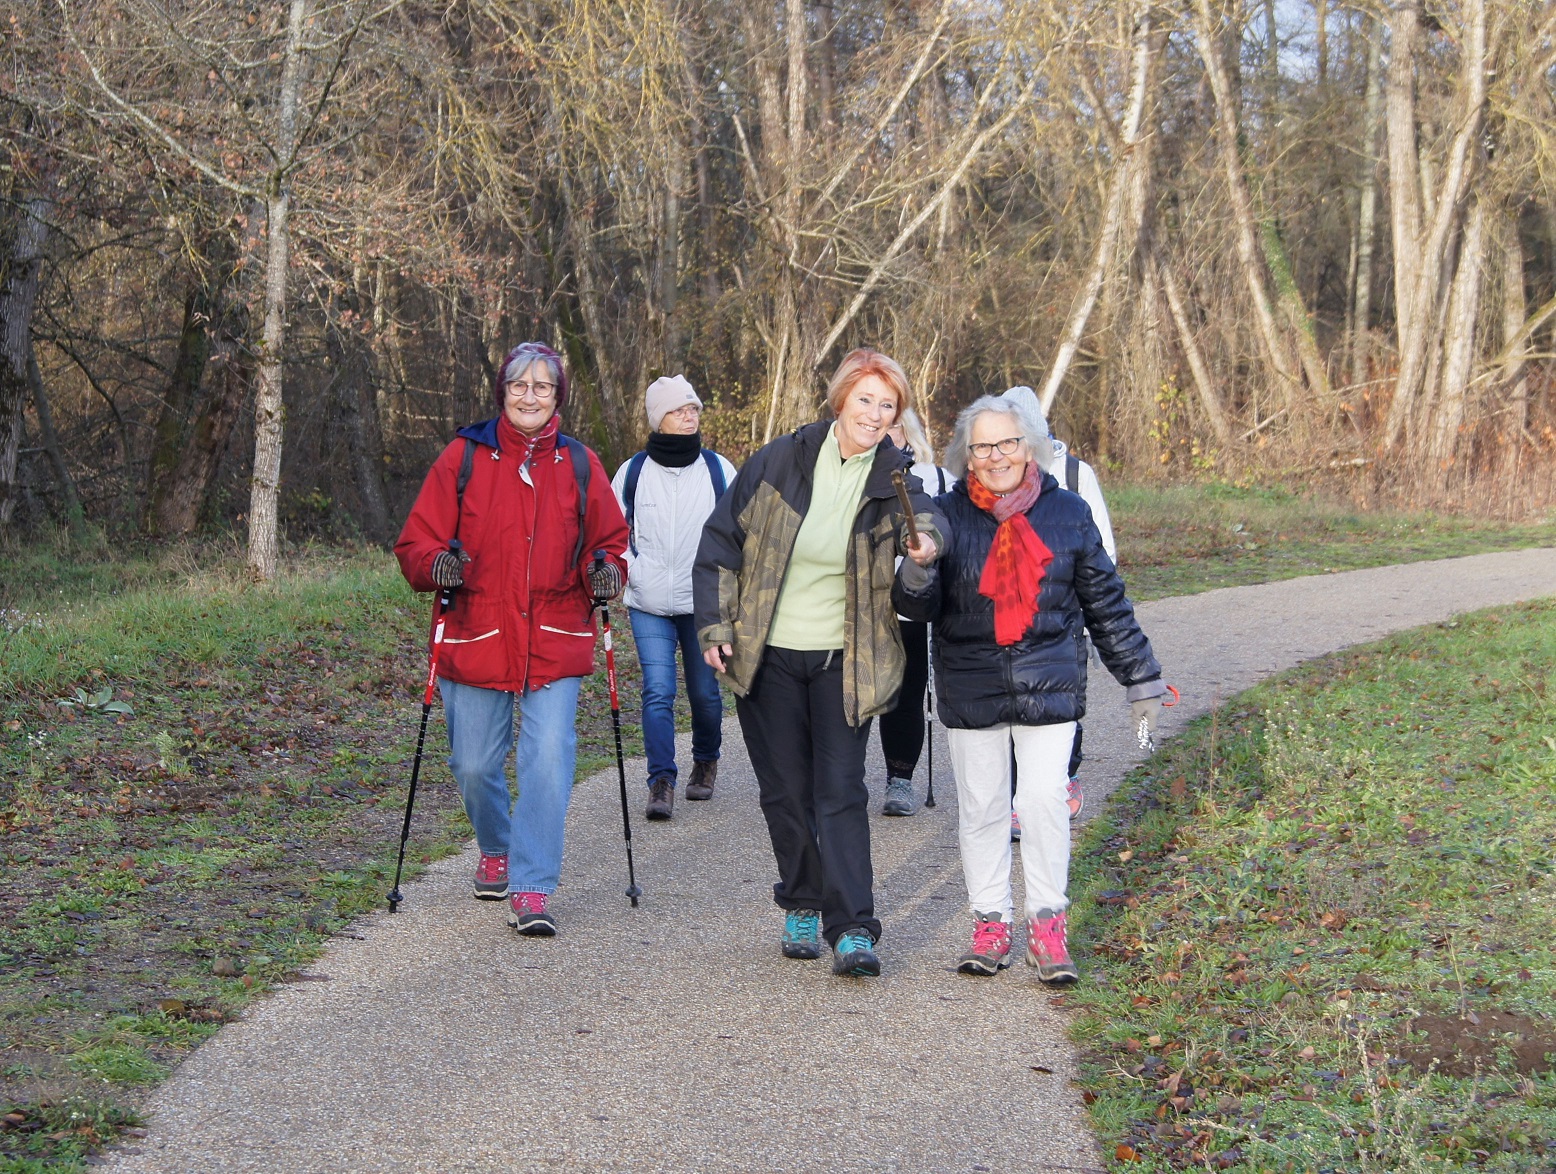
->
<box><xmin>622</xmin><ymin>449</ymin><xmax>727</xmax><ymax>556</ymax></box>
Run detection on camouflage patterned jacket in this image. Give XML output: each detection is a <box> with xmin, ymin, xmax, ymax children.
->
<box><xmin>693</xmin><ymin>420</ymin><xmax>948</xmax><ymax>727</ymax></box>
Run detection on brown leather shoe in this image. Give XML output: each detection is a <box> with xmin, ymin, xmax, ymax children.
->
<box><xmin>685</xmin><ymin>760</ymin><xmax>717</xmax><ymax>801</ymax></box>
<box><xmin>646</xmin><ymin>776</ymin><xmax>674</xmax><ymax>820</ymax></box>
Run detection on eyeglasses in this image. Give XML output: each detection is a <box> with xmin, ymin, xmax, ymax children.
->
<box><xmin>968</xmin><ymin>436</ymin><xmax>1024</xmax><ymax>460</ymax></box>
<box><xmin>506</xmin><ymin>381</ymin><xmax>556</xmax><ymax>401</ymax></box>
<box><xmin>665</xmin><ymin>404</ymin><xmax>701</xmax><ymax>417</ymax></box>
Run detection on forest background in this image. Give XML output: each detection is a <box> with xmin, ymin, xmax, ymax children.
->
<box><xmin>2</xmin><ymin>0</ymin><xmax>1554</xmax><ymax>580</ymax></box>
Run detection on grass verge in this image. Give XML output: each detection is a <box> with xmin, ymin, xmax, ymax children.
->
<box><xmin>1068</xmin><ymin>599</ymin><xmax>1556</xmax><ymax>1171</ymax></box>
<box><xmin>0</xmin><ymin>547</ymin><xmax>668</xmax><ymax>1171</ymax></box>
<box><xmin>1109</xmin><ymin>482</ymin><xmax>1556</xmax><ymax>601</ymax></box>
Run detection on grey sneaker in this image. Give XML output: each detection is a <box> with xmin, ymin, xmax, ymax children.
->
<box><xmin>882</xmin><ymin>776</ymin><xmax>918</xmax><ymax>816</ymax></box>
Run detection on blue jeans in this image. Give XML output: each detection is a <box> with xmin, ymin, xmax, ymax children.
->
<box><xmin>439</xmin><ymin>676</ymin><xmax>583</xmax><ymax>894</ymax></box>
<box><xmin>627</xmin><ymin>609</ymin><xmax>722</xmax><ymax>786</ymax></box>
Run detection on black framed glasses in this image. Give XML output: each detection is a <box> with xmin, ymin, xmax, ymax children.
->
<box><xmin>968</xmin><ymin>436</ymin><xmax>1024</xmax><ymax>460</ymax></box>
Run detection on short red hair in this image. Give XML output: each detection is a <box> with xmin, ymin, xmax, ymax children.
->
<box><xmin>825</xmin><ymin>348</ymin><xmax>911</xmax><ymax>424</ymax></box>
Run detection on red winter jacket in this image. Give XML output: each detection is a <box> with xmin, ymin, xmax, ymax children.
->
<box><xmin>395</xmin><ymin>415</ymin><xmax>629</xmax><ymax>692</ymax></box>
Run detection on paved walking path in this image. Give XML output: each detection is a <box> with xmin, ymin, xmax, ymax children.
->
<box><xmin>109</xmin><ymin>549</ymin><xmax>1556</xmax><ymax>1174</ymax></box>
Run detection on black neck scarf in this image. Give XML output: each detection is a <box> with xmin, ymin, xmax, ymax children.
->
<box><xmin>646</xmin><ymin>431</ymin><xmax>702</xmax><ymax>468</ymax></box>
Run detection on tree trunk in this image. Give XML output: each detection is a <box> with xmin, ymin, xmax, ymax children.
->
<box><xmin>27</xmin><ymin>346</ymin><xmax>84</xmax><ymax>531</ymax></box>
<box><xmin>246</xmin><ymin>0</ymin><xmax>309</xmax><ymax>581</ymax></box>
<box><xmin>1382</xmin><ymin>0</ymin><xmax>1488</xmax><ymax>453</ymax></box>
<box><xmin>1039</xmin><ymin>2</ymin><xmax>1158</xmax><ymax>414</ymax></box>
<box><xmin>1499</xmin><ymin>209</ymin><xmax>1529</xmax><ymax>440</ymax></box>
<box><xmin>1350</xmin><ymin>26</ymin><xmax>1383</xmax><ymax>386</ymax></box>
<box><xmin>1428</xmin><ymin>196</ymin><xmax>1486</xmax><ymax>476</ymax></box>
<box><xmin>0</xmin><ymin>193</ymin><xmax>50</xmax><ymax>536</ymax></box>
<box><xmin>1191</xmin><ymin>0</ymin><xmax>1301</xmax><ymax>405</ymax></box>
<box><xmin>329</xmin><ymin>316</ymin><xmax>392</xmax><ymax>544</ymax></box>
<box><xmin>1155</xmin><ymin>247</ymin><xmax>1231</xmax><ymax>446</ymax></box>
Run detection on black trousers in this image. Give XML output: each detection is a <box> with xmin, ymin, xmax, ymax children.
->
<box><xmin>735</xmin><ymin>646</ymin><xmax>880</xmax><ymax>946</ymax></box>
<box><xmin>877</xmin><ymin>619</ymin><xmax>930</xmax><ymax>780</ymax></box>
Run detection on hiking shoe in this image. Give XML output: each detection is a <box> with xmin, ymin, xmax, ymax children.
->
<box><xmin>781</xmin><ymin>909</ymin><xmax>822</xmax><ymax>960</ymax></box>
<box><xmin>958</xmin><ymin>912</ymin><xmax>1012</xmax><ymax>976</ymax></box>
<box><xmin>685</xmin><ymin>760</ymin><xmax>717</xmax><ymax>801</ymax></box>
<box><xmin>508</xmin><ymin>891</ymin><xmax>557</xmax><ymax>937</ymax></box>
<box><xmin>882</xmin><ymin>776</ymin><xmax>918</xmax><ymax>816</ymax></box>
<box><xmin>1025</xmin><ymin>909</ymin><xmax>1078</xmax><ymax>984</ymax></box>
<box><xmin>646</xmin><ymin>776</ymin><xmax>674</xmax><ymax>821</ymax></box>
<box><xmin>832</xmin><ymin>929</ymin><xmax>880</xmax><ymax>977</ymax></box>
<box><xmin>474</xmin><ymin>852</ymin><xmax>509</xmax><ymax>900</ymax></box>
<box><xmin>1010</xmin><ymin>811</ymin><xmax>1022</xmax><ymax>842</ymax></box>
<box><xmin>1067</xmin><ymin>776</ymin><xmax>1084</xmax><ymax>821</ymax></box>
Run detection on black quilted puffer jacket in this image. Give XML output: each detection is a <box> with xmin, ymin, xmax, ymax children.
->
<box><xmin>894</xmin><ymin>471</ymin><xmax>1161</xmax><ymax>730</ymax></box>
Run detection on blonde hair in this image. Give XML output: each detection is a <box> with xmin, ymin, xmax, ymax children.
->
<box><xmin>895</xmin><ymin>406</ymin><xmax>934</xmax><ymax>465</ymax></box>
<box><xmin>824</xmin><ymin>348</ymin><xmax>911</xmax><ymax>424</ymax></box>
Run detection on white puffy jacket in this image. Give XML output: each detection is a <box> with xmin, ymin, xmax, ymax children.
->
<box><xmin>611</xmin><ymin>450</ymin><xmax>739</xmax><ymax>617</ymax></box>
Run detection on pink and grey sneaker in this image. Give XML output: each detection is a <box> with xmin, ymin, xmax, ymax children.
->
<box><xmin>507</xmin><ymin>891</ymin><xmax>557</xmax><ymax>937</ymax></box>
<box><xmin>1010</xmin><ymin>811</ymin><xmax>1022</xmax><ymax>842</ymax></box>
<box><xmin>957</xmin><ymin>912</ymin><xmax>1012</xmax><ymax>976</ymax></box>
<box><xmin>1067</xmin><ymin>777</ymin><xmax>1084</xmax><ymax>821</ymax></box>
<box><xmin>474</xmin><ymin>852</ymin><xmax>509</xmax><ymax>901</ymax></box>
<box><xmin>1025</xmin><ymin>908</ymin><xmax>1078</xmax><ymax>984</ymax></box>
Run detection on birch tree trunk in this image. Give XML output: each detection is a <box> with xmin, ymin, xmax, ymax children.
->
<box><xmin>1428</xmin><ymin>196</ymin><xmax>1486</xmax><ymax>476</ymax></box>
<box><xmin>246</xmin><ymin>0</ymin><xmax>308</xmax><ymax>581</ymax></box>
<box><xmin>1350</xmin><ymin>27</ymin><xmax>1383</xmax><ymax>386</ymax></box>
<box><xmin>1038</xmin><ymin>2</ymin><xmax>1157</xmax><ymax>415</ymax></box>
<box><xmin>1191</xmin><ymin>0</ymin><xmax>1300</xmax><ymax>405</ymax></box>
<box><xmin>1381</xmin><ymin>0</ymin><xmax>1489</xmax><ymax>454</ymax></box>
<box><xmin>1499</xmin><ymin>211</ymin><xmax>1529</xmax><ymax>442</ymax></box>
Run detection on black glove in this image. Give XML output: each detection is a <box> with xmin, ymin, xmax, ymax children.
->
<box><xmin>588</xmin><ymin>559</ymin><xmax>625</xmax><ymax>602</ymax></box>
<box><xmin>430</xmin><ymin>548</ymin><xmax>471</xmax><ymax>588</ymax></box>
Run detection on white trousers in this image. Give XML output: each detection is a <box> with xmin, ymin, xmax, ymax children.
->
<box><xmin>946</xmin><ymin>722</ymin><xmax>1076</xmax><ymax>921</ymax></box>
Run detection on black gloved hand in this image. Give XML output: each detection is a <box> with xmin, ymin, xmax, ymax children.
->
<box><xmin>588</xmin><ymin>559</ymin><xmax>625</xmax><ymax>602</ymax></box>
<box><xmin>430</xmin><ymin>548</ymin><xmax>472</xmax><ymax>588</ymax></box>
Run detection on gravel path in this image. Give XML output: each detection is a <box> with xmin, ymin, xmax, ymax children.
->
<box><xmin>108</xmin><ymin>548</ymin><xmax>1556</xmax><ymax>1174</ymax></box>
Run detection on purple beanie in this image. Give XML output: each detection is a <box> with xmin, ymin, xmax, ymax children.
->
<box><xmin>494</xmin><ymin>342</ymin><xmax>569</xmax><ymax>411</ymax></box>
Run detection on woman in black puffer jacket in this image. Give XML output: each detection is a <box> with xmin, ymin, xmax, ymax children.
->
<box><xmin>895</xmin><ymin>393</ymin><xmax>1166</xmax><ymax>984</ymax></box>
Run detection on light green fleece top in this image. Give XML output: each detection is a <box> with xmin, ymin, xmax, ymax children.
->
<box><xmin>767</xmin><ymin>424</ymin><xmax>875</xmax><ymax>651</ymax></box>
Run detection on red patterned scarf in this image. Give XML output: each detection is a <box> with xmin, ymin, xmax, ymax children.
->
<box><xmin>967</xmin><ymin>463</ymin><xmax>1052</xmax><ymax>645</ymax></box>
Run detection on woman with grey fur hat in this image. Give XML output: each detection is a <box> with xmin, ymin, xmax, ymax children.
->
<box><xmin>611</xmin><ymin>376</ymin><xmax>738</xmax><ymax>822</ymax></box>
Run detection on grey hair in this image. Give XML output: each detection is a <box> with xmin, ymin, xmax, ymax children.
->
<box><xmin>501</xmin><ymin>348</ymin><xmax>563</xmax><ymax>391</ymax></box>
<box><xmin>944</xmin><ymin>394</ymin><xmax>1049</xmax><ymax>479</ymax></box>
<box><xmin>895</xmin><ymin>406</ymin><xmax>934</xmax><ymax>466</ymax></box>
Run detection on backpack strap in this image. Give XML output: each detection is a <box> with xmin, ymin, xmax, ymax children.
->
<box><xmin>622</xmin><ymin>450</ymin><xmax>650</xmax><ymax>557</ymax></box>
<box><xmin>456</xmin><ymin>437</ymin><xmax>477</xmax><ymax>514</ymax></box>
<box><xmin>557</xmin><ymin>434</ymin><xmax>592</xmax><ymax>567</ymax></box>
<box><xmin>936</xmin><ymin>466</ymin><xmax>947</xmax><ymax>495</ymax></box>
<box><xmin>701</xmin><ymin>449</ymin><xmax>727</xmax><ymax>500</ymax></box>
<box><xmin>1065</xmin><ymin>453</ymin><xmax>1080</xmax><ymax>494</ymax></box>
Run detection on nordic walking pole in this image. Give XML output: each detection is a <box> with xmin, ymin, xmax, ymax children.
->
<box><xmin>593</xmin><ymin>550</ymin><xmax>642</xmax><ymax>907</ymax></box>
<box><xmin>924</xmin><ymin>629</ymin><xmax>937</xmax><ymax>808</ymax></box>
<box><xmin>388</xmin><ymin>539</ymin><xmax>462</xmax><ymax>913</ymax></box>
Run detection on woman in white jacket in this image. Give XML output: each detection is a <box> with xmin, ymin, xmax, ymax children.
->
<box><xmin>612</xmin><ymin>376</ymin><xmax>739</xmax><ymax>821</ymax></box>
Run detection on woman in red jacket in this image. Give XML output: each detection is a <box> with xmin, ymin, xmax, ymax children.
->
<box><xmin>395</xmin><ymin>342</ymin><xmax>629</xmax><ymax>938</ymax></box>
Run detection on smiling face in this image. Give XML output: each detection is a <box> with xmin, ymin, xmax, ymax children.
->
<box><xmin>834</xmin><ymin>374</ymin><xmax>901</xmax><ymax>459</ymax></box>
<box><xmin>503</xmin><ymin>360</ymin><xmax>559</xmax><ymax>436</ymax></box>
<box><xmin>968</xmin><ymin>410</ymin><xmax>1029</xmax><ymax>495</ymax></box>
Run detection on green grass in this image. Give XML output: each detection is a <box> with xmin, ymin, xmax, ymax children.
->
<box><xmin>0</xmin><ymin>541</ymin><xmax>672</xmax><ymax>1170</ymax></box>
<box><xmin>1067</xmin><ymin>599</ymin><xmax>1556</xmax><ymax>1171</ymax></box>
<box><xmin>1109</xmin><ymin>481</ymin><xmax>1556</xmax><ymax>600</ymax></box>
